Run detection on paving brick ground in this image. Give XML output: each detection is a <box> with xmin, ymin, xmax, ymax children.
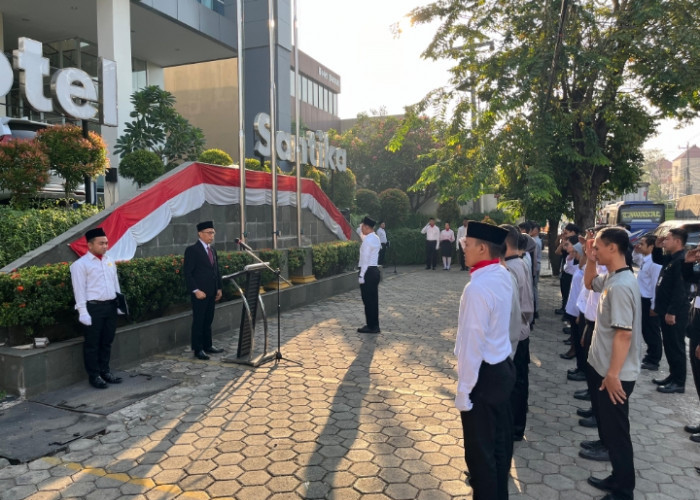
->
<box><xmin>1</xmin><ymin>265</ymin><xmax>699</xmax><ymax>499</ymax></box>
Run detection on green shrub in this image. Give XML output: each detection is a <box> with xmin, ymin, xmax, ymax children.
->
<box><xmin>0</xmin><ymin>139</ymin><xmax>50</xmax><ymax>208</ymax></box>
<box><xmin>437</xmin><ymin>199</ymin><xmax>460</xmax><ymax>225</ymax></box>
<box><xmin>0</xmin><ymin>205</ymin><xmax>100</xmax><ymax>268</ymax></box>
<box><xmin>384</xmin><ymin>227</ymin><xmax>427</xmax><ymax>265</ymax></box>
<box><xmin>465</xmin><ymin>209</ymin><xmax>514</xmax><ymax>225</ymax></box>
<box><xmin>355</xmin><ymin>188</ymin><xmax>381</xmax><ymax>219</ymax></box>
<box><xmin>199</xmin><ymin>148</ymin><xmax>233</xmax><ymax>166</ymax></box>
<box><xmin>379</xmin><ymin>188</ymin><xmax>410</xmax><ymax>227</ymax></box>
<box><xmin>244</xmin><ymin>158</ymin><xmax>270</xmax><ymax>173</ymax></box>
<box><xmin>312</xmin><ymin>241</ymin><xmax>360</xmax><ymax>278</ymax></box>
<box><xmin>119</xmin><ymin>149</ymin><xmax>165</xmax><ymax>187</ymax></box>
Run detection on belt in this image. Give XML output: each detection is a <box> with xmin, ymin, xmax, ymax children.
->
<box><xmin>87</xmin><ymin>298</ymin><xmax>117</xmax><ymax>305</ymax></box>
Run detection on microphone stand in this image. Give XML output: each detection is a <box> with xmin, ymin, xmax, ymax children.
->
<box><xmin>237</xmin><ymin>241</ymin><xmax>297</xmax><ymax>364</ymax></box>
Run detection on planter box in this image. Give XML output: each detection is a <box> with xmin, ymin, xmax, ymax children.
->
<box><xmin>0</xmin><ymin>271</ymin><xmax>358</xmax><ymax>397</ymax></box>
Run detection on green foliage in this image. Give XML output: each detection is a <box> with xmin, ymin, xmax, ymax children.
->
<box><xmin>320</xmin><ymin>168</ymin><xmax>356</xmax><ymax>209</ymax></box>
<box><xmin>35</xmin><ymin>125</ymin><xmax>109</xmax><ymax>197</ymax></box>
<box><xmin>407</xmin><ymin>0</ymin><xmax>700</xmax><ymax>229</ymax></box>
<box><xmin>0</xmin><ymin>205</ymin><xmax>100</xmax><ymax>268</ymax></box>
<box><xmin>379</xmin><ymin>188</ymin><xmax>410</xmax><ymax>227</ymax></box>
<box><xmin>119</xmin><ymin>150</ymin><xmax>165</xmax><ymax>188</ymax></box>
<box><xmin>463</xmin><ymin>210</ymin><xmax>514</xmax><ymax>226</ymax></box>
<box><xmin>198</xmin><ymin>149</ymin><xmax>233</xmax><ymax>166</ymax></box>
<box><xmin>437</xmin><ymin>200</ymin><xmax>460</xmax><ymax>225</ymax></box>
<box><xmin>355</xmin><ymin>188</ymin><xmax>381</xmax><ymax>219</ymax></box>
<box><xmin>114</xmin><ymin>86</ymin><xmax>205</xmax><ymax>171</ymax></box>
<box><xmin>383</xmin><ymin>228</ymin><xmax>427</xmax><ymax>265</ymax></box>
<box><xmin>312</xmin><ymin>241</ymin><xmax>360</xmax><ymax>278</ymax></box>
<box><xmin>288</xmin><ymin>164</ymin><xmax>323</xmax><ymax>188</ymax></box>
<box><xmin>244</xmin><ymin>157</ymin><xmax>270</xmax><ymax>173</ymax></box>
<box><xmin>0</xmin><ymin>140</ymin><xmax>50</xmax><ymax>208</ymax></box>
<box><xmin>287</xmin><ymin>247</ymin><xmax>307</xmax><ymax>273</ymax></box>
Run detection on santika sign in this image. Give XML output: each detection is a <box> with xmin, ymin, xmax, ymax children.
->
<box><xmin>0</xmin><ymin>37</ymin><xmax>117</xmax><ymax>126</ymax></box>
<box><xmin>253</xmin><ymin>112</ymin><xmax>347</xmax><ymax>172</ymax></box>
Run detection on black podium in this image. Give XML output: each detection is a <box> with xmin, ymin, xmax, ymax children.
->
<box><xmin>221</xmin><ymin>262</ymin><xmax>276</xmax><ymax>366</ymax></box>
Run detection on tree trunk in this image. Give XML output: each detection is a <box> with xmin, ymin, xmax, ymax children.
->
<box><xmin>547</xmin><ymin>216</ymin><xmax>562</xmax><ymax>276</ymax></box>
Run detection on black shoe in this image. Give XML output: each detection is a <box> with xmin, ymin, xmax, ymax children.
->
<box><xmin>568</xmin><ymin>370</ymin><xmax>586</xmax><ymax>381</ymax></box>
<box><xmin>579</xmin><ymin>415</ymin><xmax>597</xmax><ymax>428</ymax></box>
<box><xmin>641</xmin><ymin>361</ymin><xmax>659</xmax><ymax>371</ymax></box>
<box><xmin>562</xmin><ymin>338</ymin><xmax>572</xmax><ymax>345</ymax></box>
<box><xmin>512</xmin><ymin>434</ymin><xmax>524</xmax><ymax>442</ymax></box>
<box><xmin>578</xmin><ymin>446</ymin><xmax>610</xmax><ymax>461</ymax></box>
<box><xmin>89</xmin><ymin>376</ymin><xmax>108</xmax><ymax>389</ymax></box>
<box><xmin>580</xmin><ymin>439</ymin><xmax>604</xmax><ymax>450</ymax></box>
<box><xmin>204</xmin><ymin>346</ymin><xmax>224</xmax><ymax>354</ymax></box>
<box><xmin>587</xmin><ymin>475</ymin><xmax>616</xmax><ymax>492</ymax></box>
<box><xmin>358</xmin><ymin>326</ymin><xmax>380</xmax><ymax>333</ymax></box>
<box><xmin>555</xmin><ymin>308</ymin><xmax>565</xmax><ymax>315</ymax></box>
<box><xmin>577</xmin><ymin>407</ymin><xmax>594</xmax><ymax>418</ymax></box>
<box><xmin>425</xmin><ymin>266</ymin><xmax>431</xmax><ymax>269</ymax></box>
<box><xmin>101</xmin><ymin>372</ymin><xmax>122</xmax><ymax>384</ymax></box>
<box><xmin>560</xmin><ymin>350</ymin><xmax>575</xmax><ymax>360</ymax></box>
<box><xmin>533</xmin><ymin>311</ymin><xmax>539</xmax><ymax>319</ymax></box>
<box><xmin>573</xmin><ymin>389</ymin><xmax>590</xmax><ymax>401</ymax></box>
<box><xmin>657</xmin><ymin>382</ymin><xmax>685</xmax><ymax>394</ymax></box>
<box><xmin>653</xmin><ymin>375</ymin><xmax>672</xmax><ymax>385</ymax></box>
<box><xmin>684</xmin><ymin>424</ymin><xmax>700</xmax><ymax>434</ymax></box>
<box><xmin>600</xmin><ymin>494</ymin><xmax>625</xmax><ymax>500</ymax></box>
<box><xmin>194</xmin><ymin>350</ymin><xmax>210</xmax><ymax>360</ymax></box>
<box><xmin>567</xmin><ymin>367</ymin><xmax>580</xmax><ymax>375</ymax></box>
<box><xmin>562</xmin><ymin>326</ymin><xmax>572</xmax><ymax>335</ymax></box>
<box><xmin>690</xmin><ymin>434</ymin><xmax>700</xmax><ymax>443</ymax></box>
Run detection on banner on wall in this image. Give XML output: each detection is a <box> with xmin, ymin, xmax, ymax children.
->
<box><xmin>69</xmin><ymin>163</ymin><xmax>352</xmax><ymax>261</ymax></box>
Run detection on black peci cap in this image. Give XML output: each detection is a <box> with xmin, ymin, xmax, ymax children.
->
<box><xmin>197</xmin><ymin>221</ymin><xmax>214</xmax><ymax>232</ymax></box>
<box><xmin>362</xmin><ymin>216</ymin><xmax>376</xmax><ymax>228</ymax></box>
<box><xmin>466</xmin><ymin>221</ymin><xmax>508</xmax><ymax>245</ymax></box>
<box><xmin>85</xmin><ymin>227</ymin><xmax>106</xmax><ymax>242</ymax></box>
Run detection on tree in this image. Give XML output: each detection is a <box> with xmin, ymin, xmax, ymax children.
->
<box><xmin>119</xmin><ymin>150</ymin><xmax>165</xmax><ymax>188</ymax></box>
<box><xmin>0</xmin><ymin>140</ymin><xmax>49</xmax><ymax>208</ymax></box>
<box><xmin>379</xmin><ymin>188</ymin><xmax>410</xmax><ymax>227</ymax></box>
<box><xmin>114</xmin><ymin>86</ymin><xmax>205</xmax><ymax>171</ymax></box>
<box><xmin>321</xmin><ymin>168</ymin><xmax>356</xmax><ymax>210</ymax></box>
<box><xmin>337</xmin><ymin>111</ymin><xmax>441</xmax><ymax>213</ymax></box>
<box><xmin>643</xmin><ymin>149</ymin><xmax>672</xmax><ymax>203</ymax></box>
<box><xmin>408</xmin><ymin>0</ymin><xmax>700</xmax><ymax>230</ymax></box>
<box><xmin>355</xmin><ymin>188</ymin><xmax>381</xmax><ymax>219</ymax></box>
<box><xmin>35</xmin><ymin>125</ymin><xmax>109</xmax><ymax>198</ymax></box>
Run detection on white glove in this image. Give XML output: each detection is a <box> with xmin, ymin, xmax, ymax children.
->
<box><xmin>79</xmin><ymin>313</ymin><xmax>92</xmax><ymax>326</ymax></box>
<box><xmin>455</xmin><ymin>391</ymin><xmax>471</xmax><ymax>412</ymax></box>
<box><xmin>359</xmin><ymin>276</ymin><xmax>365</xmax><ymax>285</ymax></box>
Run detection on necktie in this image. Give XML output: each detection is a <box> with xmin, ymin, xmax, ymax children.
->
<box><xmin>207</xmin><ymin>245</ymin><xmax>214</xmax><ymax>265</ymax></box>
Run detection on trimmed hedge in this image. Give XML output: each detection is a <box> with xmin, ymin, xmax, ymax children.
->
<box><xmin>0</xmin><ymin>241</ymin><xmax>357</xmax><ymax>343</ymax></box>
<box><xmin>0</xmin><ymin>206</ymin><xmax>101</xmax><ymax>268</ymax></box>
<box><xmin>383</xmin><ymin>227</ymin><xmax>430</xmax><ymax>265</ymax></box>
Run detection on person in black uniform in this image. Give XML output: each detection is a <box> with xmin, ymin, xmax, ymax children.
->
<box><xmin>653</xmin><ymin>228</ymin><xmax>689</xmax><ymax>394</ymax></box>
<box><xmin>184</xmin><ymin>221</ymin><xmax>224</xmax><ymax>360</ymax></box>
<box><xmin>681</xmin><ymin>246</ymin><xmax>700</xmax><ymax>442</ymax></box>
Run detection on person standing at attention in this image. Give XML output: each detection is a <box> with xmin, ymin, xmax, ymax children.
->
<box><xmin>440</xmin><ymin>222</ymin><xmax>456</xmax><ymax>270</ymax></box>
<box><xmin>457</xmin><ymin>218</ymin><xmax>469</xmax><ymax>271</ymax></box>
<box><xmin>584</xmin><ymin>227</ymin><xmax>642</xmax><ymax>500</ymax></box>
<box><xmin>421</xmin><ymin>217</ymin><xmax>440</xmax><ymax>270</ymax></box>
<box><xmin>377</xmin><ymin>221</ymin><xmax>388</xmax><ymax>266</ymax></box>
<box><xmin>184</xmin><ymin>221</ymin><xmax>224</xmax><ymax>361</ymax></box>
<box><xmin>70</xmin><ymin>227</ymin><xmax>124</xmax><ymax>389</ymax></box>
<box><xmin>455</xmin><ymin>222</ymin><xmax>514</xmax><ymax>500</ymax></box>
<box><xmin>633</xmin><ymin>234</ymin><xmax>663</xmax><ymax>371</ymax></box>
<box><xmin>357</xmin><ymin>216</ymin><xmax>381</xmax><ymax>334</ymax></box>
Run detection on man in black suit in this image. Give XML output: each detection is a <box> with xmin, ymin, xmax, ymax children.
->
<box><xmin>184</xmin><ymin>221</ymin><xmax>224</xmax><ymax>360</ymax></box>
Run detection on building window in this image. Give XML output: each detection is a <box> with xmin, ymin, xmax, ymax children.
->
<box><xmin>312</xmin><ymin>82</ymin><xmax>318</xmax><ymax>107</ymax></box>
<box><xmin>132</xmin><ymin>58</ymin><xmax>148</xmax><ymax>91</ymax></box>
<box><xmin>290</xmin><ymin>70</ymin><xmax>295</xmax><ymax>98</ymax></box>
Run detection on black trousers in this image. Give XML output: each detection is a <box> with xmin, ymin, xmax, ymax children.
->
<box><xmin>641</xmin><ymin>297</ymin><xmax>663</xmax><ymax>365</ymax></box>
<box><xmin>560</xmin><ymin>272</ymin><xmax>573</xmax><ymax>309</ymax></box>
<box><xmin>460</xmin><ymin>358</ymin><xmax>515</xmax><ymax>500</ymax></box>
<box><xmin>588</xmin><ymin>367</ymin><xmax>636</xmax><ymax>500</ymax></box>
<box><xmin>660</xmin><ymin>308</ymin><xmax>688</xmax><ymax>386</ymax></box>
<box><xmin>360</xmin><ymin>267</ymin><xmax>380</xmax><ymax>329</ymax></box>
<box><xmin>458</xmin><ymin>243</ymin><xmax>466</xmax><ymax>270</ymax></box>
<box><xmin>691</xmin><ymin>336</ymin><xmax>700</xmax><ymax>402</ymax></box>
<box><xmin>84</xmin><ymin>301</ymin><xmax>118</xmax><ymax>378</ymax></box>
<box><xmin>511</xmin><ymin>338</ymin><xmax>530</xmax><ymax>438</ymax></box>
<box><xmin>191</xmin><ymin>294</ymin><xmax>216</xmax><ymax>352</ymax></box>
<box><xmin>379</xmin><ymin>243</ymin><xmax>387</xmax><ymax>266</ymax></box>
<box><xmin>572</xmin><ymin>314</ymin><xmax>585</xmax><ymax>371</ymax></box>
<box><xmin>425</xmin><ymin>241</ymin><xmax>438</xmax><ymax>269</ymax></box>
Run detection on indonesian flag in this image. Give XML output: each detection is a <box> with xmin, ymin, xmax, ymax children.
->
<box><xmin>69</xmin><ymin>162</ymin><xmax>352</xmax><ymax>261</ymax></box>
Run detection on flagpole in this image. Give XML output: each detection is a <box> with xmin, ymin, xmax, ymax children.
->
<box><xmin>294</xmin><ymin>0</ymin><xmax>302</xmax><ymax>246</ymax></box>
<box><xmin>236</xmin><ymin>0</ymin><xmax>246</xmax><ymax>241</ymax></box>
<box><xmin>268</xmin><ymin>0</ymin><xmax>278</xmax><ymax>249</ymax></box>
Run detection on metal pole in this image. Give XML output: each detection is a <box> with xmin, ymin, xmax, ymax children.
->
<box><xmin>268</xmin><ymin>0</ymin><xmax>278</xmax><ymax>249</ymax></box>
<box><xmin>294</xmin><ymin>0</ymin><xmax>302</xmax><ymax>246</ymax></box>
<box><xmin>236</xmin><ymin>0</ymin><xmax>246</xmax><ymax>240</ymax></box>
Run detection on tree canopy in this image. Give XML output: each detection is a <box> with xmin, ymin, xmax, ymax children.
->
<box><xmin>407</xmin><ymin>0</ymin><xmax>700</xmax><ymax>229</ymax></box>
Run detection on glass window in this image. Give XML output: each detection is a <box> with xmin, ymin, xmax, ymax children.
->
<box><xmin>290</xmin><ymin>70</ymin><xmax>295</xmax><ymax>98</ymax></box>
<box><xmin>132</xmin><ymin>58</ymin><xmax>147</xmax><ymax>91</ymax></box>
<box><xmin>333</xmin><ymin>93</ymin><xmax>338</xmax><ymax>116</ymax></box>
<box><xmin>307</xmin><ymin>77</ymin><xmax>313</xmax><ymax>104</ymax></box>
<box><xmin>301</xmin><ymin>76</ymin><xmax>308</xmax><ymax>103</ymax></box>
<box><xmin>324</xmin><ymin>88</ymin><xmax>329</xmax><ymax>112</ymax></box>
<box><xmin>312</xmin><ymin>82</ymin><xmax>318</xmax><ymax>107</ymax></box>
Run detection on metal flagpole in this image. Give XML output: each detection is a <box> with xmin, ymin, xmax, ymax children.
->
<box><xmin>294</xmin><ymin>0</ymin><xmax>302</xmax><ymax>246</ymax></box>
<box><xmin>268</xmin><ymin>0</ymin><xmax>278</xmax><ymax>249</ymax></box>
<box><xmin>236</xmin><ymin>0</ymin><xmax>246</xmax><ymax>241</ymax></box>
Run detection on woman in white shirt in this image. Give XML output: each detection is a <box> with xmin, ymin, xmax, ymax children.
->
<box><xmin>440</xmin><ymin>222</ymin><xmax>456</xmax><ymax>270</ymax></box>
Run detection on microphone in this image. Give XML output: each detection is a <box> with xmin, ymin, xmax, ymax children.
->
<box><xmin>235</xmin><ymin>238</ymin><xmax>254</xmax><ymax>252</ymax></box>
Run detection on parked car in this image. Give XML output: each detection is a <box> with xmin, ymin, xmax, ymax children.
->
<box><xmin>0</xmin><ymin>117</ymin><xmax>86</xmax><ymax>202</ymax></box>
<box><xmin>651</xmin><ymin>219</ymin><xmax>700</xmax><ymax>249</ymax></box>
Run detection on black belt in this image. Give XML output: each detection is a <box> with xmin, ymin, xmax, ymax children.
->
<box><xmin>87</xmin><ymin>298</ymin><xmax>117</xmax><ymax>304</ymax></box>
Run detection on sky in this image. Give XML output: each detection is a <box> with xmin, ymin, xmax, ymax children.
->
<box><xmin>295</xmin><ymin>0</ymin><xmax>699</xmax><ymax>162</ymax></box>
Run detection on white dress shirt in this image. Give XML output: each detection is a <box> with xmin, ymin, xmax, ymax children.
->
<box><xmin>456</xmin><ymin>225</ymin><xmax>468</xmax><ymax>249</ymax></box>
<box><xmin>358</xmin><ymin>232</ymin><xmax>380</xmax><ymax>278</ymax></box>
<box><xmin>454</xmin><ymin>263</ymin><xmax>513</xmax><ymax>411</ymax></box>
<box><xmin>637</xmin><ymin>253</ymin><xmax>661</xmax><ymax>307</ymax></box>
<box><xmin>440</xmin><ymin>229</ymin><xmax>455</xmax><ymax>243</ymax></box>
<box><xmin>584</xmin><ymin>264</ymin><xmax>607</xmax><ymax>321</ymax></box>
<box><xmin>421</xmin><ymin>224</ymin><xmax>440</xmax><ymax>244</ymax></box>
<box><xmin>566</xmin><ymin>267</ymin><xmax>585</xmax><ymax>317</ymax></box>
<box><xmin>70</xmin><ymin>252</ymin><xmax>121</xmax><ymax>316</ymax></box>
<box><xmin>376</xmin><ymin>227</ymin><xmax>387</xmax><ymax>244</ymax></box>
